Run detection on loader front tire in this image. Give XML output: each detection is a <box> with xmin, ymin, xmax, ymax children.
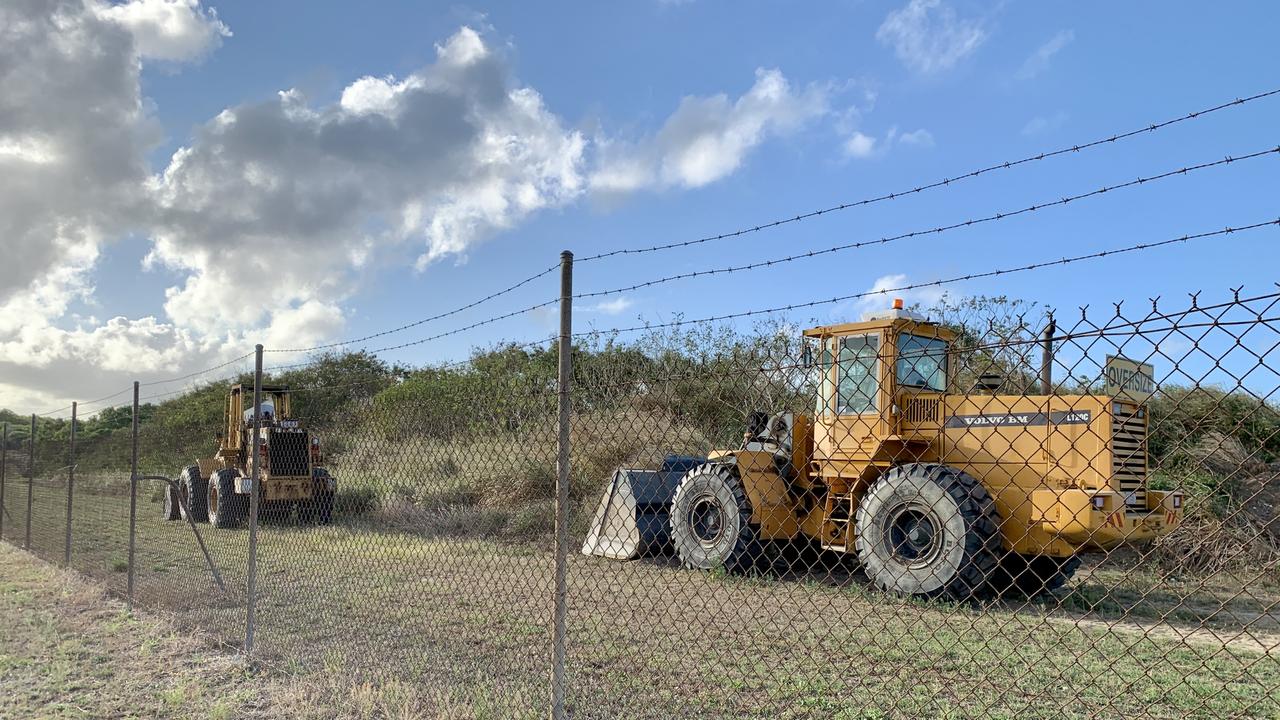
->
<box><xmin>207</xmin><ymin>469</ymin><xmax>244</xmax><ymax>529</ymax></box>
<box><xmin>855</xmin><ymin>463</ymin><xmax>1000</xmax><ymax>600</ymax></box>
<box><xmin>670</xmin><ymin>463</ymin><xmax>760</xmax><ymax>573</ymax></box>
<box><xmin>179</xmin><ymin>466</ymin><xmax>208</xmax><ymax>523</ymax></box>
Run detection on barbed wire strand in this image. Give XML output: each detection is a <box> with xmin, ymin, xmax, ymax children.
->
<box><xmin>250</xmin><ymin>88</ymin><xmax>1280</xmax><ymax>361</ymax></box>
<box><xmin>570</xmin><ymin>219</ymin><xmax>1280</xmax><ymax>341</ymax></box>
<box><xmin>574</xmin><ymin>147</ymin><xmax>1280</xmax><ymax>300</ymax></box>
<box><xmin>577</xmin><ymin>88</ymin><xmax>1280</xmax><ymax>263</ymax></box>
<box><xmin>265</xmin><ymin>263</ymin><xmax>561</xmax><ymax>354</ymax></box>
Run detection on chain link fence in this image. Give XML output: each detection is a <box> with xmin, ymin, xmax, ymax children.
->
<box><xmin>2</xmin><ymin>275</ymin><xmax>1279</xmax><ymax>718</ymax></box>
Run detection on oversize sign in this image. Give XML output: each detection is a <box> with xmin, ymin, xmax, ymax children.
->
<box><xmin>1105</xmin><ymin>355</ymin><xmax>1155</xmax><ymax>402</ymax></box>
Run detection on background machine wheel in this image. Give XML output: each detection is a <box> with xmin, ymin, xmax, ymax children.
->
<box><xmin>669</xmin><ymin>463</ymin><xmax>761</xmax><ymax>573</ymax></box>
<box><xmin>207</xmin><ymin>469</ymin><xmax>245</xmax><ymax>529</ymax></box>
<box><xmin>854</xmin><ymin>463</ymin><xmax>1000</xmax><ymax>600</ymax></box>
<box><xmin>179</xmin><ymin>466</ymin><xmax>208</xmax><ymax>523</ymax></box>
<box><xmin>162</xmin><ymin>480</ymin><xmax>181</xmax><ymax>521</ymax></box>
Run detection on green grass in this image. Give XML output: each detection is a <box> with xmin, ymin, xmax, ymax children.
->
<box><xmin>3</xmin><ymin>474</ymin><xmax>1278</xmax><ymax>719</ymax></box>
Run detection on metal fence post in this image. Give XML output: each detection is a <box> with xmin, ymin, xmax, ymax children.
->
<box><xmin>245</xmin><ymin>344</ymin><xmax>264</xmax><ymax>655</ymax></box>
<box><xmin>128</xmin><ymin>382</ymin><xmax>139</xmax><ymax>612</ymax></box>
<box><xmin>1041</xmin><ymin>312</ymin><xmax>1056</xmax><ymax>394</ymax></box>
<box><xmin>25</xmin><ymin>414</ymin><xmax>35</xmax><ymax>550</ymax></box>
<box><xmin>550</xmin><ymin>250</ymin><xmax>573</xmax><ymax>720</ymax></box>
<box><xmin>65</xmin><ymin>401</ymin><xmax>76</xmax><ymax>566</ymax></box>
<box><xmin>1</xmin><ymin>422</ymin><xmax>7</xmax><ymax>542</ymax></box>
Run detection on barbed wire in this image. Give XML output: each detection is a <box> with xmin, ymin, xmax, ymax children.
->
<box><xmin>572</xmin><ymin>314</ymin><xmax>1280</xmax><ymax>394</ymax></box>
<box><xmin>569</xmin><ymin>218</ymin><xmax>1280</xmax><ymax>341</ymax></box>
<box><xmin>238</xmin><ymin>88</ymin><xmax>1280</xmax><ymax>364</ymax></box>
<box><xmin>574</xmin><ymin>147</ymin><xmax>1280</xmax><ymax>300</ymax></box>
<box><xmin>262</xmin><ymin>335</ymin><xmax>559</xmax><ymax>377</ymax></box>
<box><xmin>38</xmin><ymin>385</ymin><xmax>135</xmax><ymax>417</ymax></box>
<box><xmin>576</xmin><ymin>88</ymin><xmax>1280</xmax><ymax>263</ymax></box>
<box><xmin>23</xmin><ymin>91</ymin><xmax>1280</xmax><ymax>414</ymax></box>
<box><xmin>265</xmin><ymin>263</ymin><xmax>562</xmax><ymax>354</ymax></box>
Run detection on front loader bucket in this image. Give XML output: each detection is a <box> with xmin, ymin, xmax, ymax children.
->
<box><xmin>581</xmin><ymin>456</ymin><xmax>705</xmax><ymax>560</ymax></box>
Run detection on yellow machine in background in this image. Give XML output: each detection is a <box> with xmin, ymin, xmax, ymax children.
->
<box><xmin>161</xmin><ymin>384</ymin><xmax>337</xmax><ymax>528</ymax></box>
<box><xmin>584</xmin><ymin>301</ymin><xmax>1181</xmax><ymax>598</ymax></box>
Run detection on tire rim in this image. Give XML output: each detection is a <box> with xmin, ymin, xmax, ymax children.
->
<box><xmin>208</xmin><ymin>483</ymin><xmax>218</xmax><ymax>520</ymax></box>
<box><xmin>883</xmin><ymin>504</ymin><xmax>944</xmax><ymax>568</ymax></box>
<box><xmin>688</xmin><ymin>493</ymin><xmax>726</xmax><ymax>545</ymax></box>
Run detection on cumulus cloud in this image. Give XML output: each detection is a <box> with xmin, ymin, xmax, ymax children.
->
<box><xmin>1016</xmin><ymin>30</ymin><xmax>1074</xmax><ymax>80</ymax></box>
<box><xmin>0</xmin><ymin>0</ymin><xmax>243</xmax><ymax>409</ymax></box>
<box><xmin>589</xmin><ymin>68</ymin><xmax>829</xmax><ymax>193</ymax></box>
<box><xmin>145</xmin><ymin>25</ymin><xmax>587</xmax><ymax>338</ymax></box>
<box><xmin>94</xmin><ymin>0</ymin><xmax>231</xmax><ymax>61</ymax></box>
<box><xmin>876</xmin><ymin>0</ymin><xmax>987</xmax><ymax>74</ymax></box>
<box><xmin>0</xmin><ymin>6</ymin><xmax>834</xmax><ymax>411</ymax></box>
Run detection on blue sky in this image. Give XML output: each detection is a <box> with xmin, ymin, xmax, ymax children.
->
<box><xmin>1</xmin><ymin>0</ymin><xmax>1277</xmax><ymax>412</ymax></box>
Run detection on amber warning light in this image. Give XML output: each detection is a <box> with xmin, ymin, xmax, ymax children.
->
<box><xmin>892</xmin><ymin>298</ymin><xmax>904</xmax><ymax>310</ymax></box>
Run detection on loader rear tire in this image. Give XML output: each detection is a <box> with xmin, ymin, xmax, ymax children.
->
<box><xmin>855</xmin><ymin>463</ymin><xmax>1000</xmax><ymax>601</ymax></box>
<box><xmin>207</xmin><ymin>469</ymin><xmax>244</xmax><ymax>529</ymax></box>
<box><xmin>670</xmin><ymin>463</ymin><xmax>760</xmax><ymax>573</ymax></box>
<box><xmin>180</xmin><ymin>466</ymin><xmax>208</xmax><ymax>523</ymax></box>
<box><xmin>990</xmin><ymin>553</ymin><xmax>1082</xmax><ymax>597</ymax></box>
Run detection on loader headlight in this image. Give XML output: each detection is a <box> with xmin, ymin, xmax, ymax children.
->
<box><xmin>1172</xmin><ymin>494</ymin><xmax>1182</xmax><ymax>509</ymax></box>
<box><xmin>1091</xmin><ymin>496</ymin><xmax>1106</xmax><ymax>510</ymax></box>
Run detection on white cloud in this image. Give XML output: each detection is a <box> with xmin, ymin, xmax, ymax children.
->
<box><xmin>580</xmin><ymin>297</ymin><xmax>634</xmax><ymax>315</ymax></box>
<box><xmin>835</xmin><ymin>273</ymin><xmax>948</xmax><ymax>321</ymax></box>
<box><xmin>0</xmin><ymin>8</ymin><xmax>831</xmax><ymax>412</ymax></box>
<box><xmin>146</xmin><ymin>25</ymin><xmax>587</xmax><ymax>337</ymax></box>
<box><xmin>1016</xmin><ymin>30</ymin><xmax>1074</xmax><ymax>80</ymax></box>
<box><xmin>844</xmin><ymin>131</ymin><xmax>877</xmax><ymax>158</ymax></box>
<box><xmin>876</xmin><ymin>0</ymin><xmax>987</xmax><ymax>74</ymax></box>
<box><xmin>590</xmin><ymin>68</ymin><xmax>830</xmax><ymax>193</ymax></box>
<box><xmin>0</xmin><ymin>0</ymin><xmax>215</xmax><ymax>410</ymax></box>
<box><xmin>842</xmin><ymin>126</ymin><xmax>934</xmax><ymax>159</ymax></box>
<box><xmin>1022</xmin><ymin>111</ymin><xmax>1067</xmax><ymax>136</ymax></box>
<box><xmin>897</xmin><ymin>128</ymin><xmax>934</xmax><ymax>147</ymax></box>
<box><xmin>94</xmin><ymin>0</ymin><xmax>231</xmax><ymax>62</ymax></box>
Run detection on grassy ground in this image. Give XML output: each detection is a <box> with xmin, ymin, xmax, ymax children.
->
<box><xmin>0</xmin><ymin>543</ymin><xmax>554</xmax><ymax>720</ymax></box>
<box><xmin>2</xmin><ymin>475</ymin><xmax>1279</xmax><ymax>719</ymax></box>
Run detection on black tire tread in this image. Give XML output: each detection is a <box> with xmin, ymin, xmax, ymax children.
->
<box><xmin>864</xmin><ymin>462</ymin><xmax>1002</xmax><ymax>600</ymax></box>
<box><xmin>181</xmin><ymin>466</ymin><xmax>208</xmax><ymax>523</ymax></box>
<box><xmin>670</xmin><ymin>462</ymin><xmax>761</xmax><ymax>573</ymax></box>
<box><xmin>208</xmin><ymin>469</ymin><xmax>242</xmax><ymax>529</ymax></box>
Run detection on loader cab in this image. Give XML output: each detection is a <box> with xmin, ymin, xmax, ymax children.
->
<box><xmin>223</xmin><ymin>384</ymin><xmax>294</xmax><ymax>451</ymax></box>
<box><xmin>803</xmin><ymin>301</ymin><xmax>956</xmax><ymax>460</ymax></box>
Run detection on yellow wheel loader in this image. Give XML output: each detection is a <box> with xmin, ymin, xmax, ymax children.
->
<box><xmin>161</xmin><ymin>384</ymin><xmax>336</xmax><ymax>529</ymax></box>
<box><xmin>583</xmin><ymin>302</ymin><xmax>1182</xmax><ymax>599</ymax></box>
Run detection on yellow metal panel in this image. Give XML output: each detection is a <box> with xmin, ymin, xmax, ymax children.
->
<box><xmin>734</xmin><ymin>451</ymin><xmax>799</xmax><ymax>540</ymax></box>
<box><xmin>195</xmin><ymin>458</ymin><xmax>219</xmax><ymax>479</ymax></box>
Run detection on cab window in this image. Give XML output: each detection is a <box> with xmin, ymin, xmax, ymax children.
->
<box><xmin>896</xmin><ymin>334</ymin><xmax>948</xmax><ymax>392</ymax></box>
<box><xmin>837</xmin><ymin>334</ymin><xmax>880</xmax><ymax>414</ymax></box>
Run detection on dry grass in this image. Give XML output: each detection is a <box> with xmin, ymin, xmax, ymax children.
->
<box><xmin>6</xmin><ymin>480</ymin><xmax>1280</xmax><ymax>719</ymax></box>
<box><xmin>329</xmin><ymin>407</ymin><xmax>711</xmax><ymax>542</ymax></box>
<box><xmin>0</xmin><ymin>543</ymin><xmax>539</xmax><ymax>720</ymax></box>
